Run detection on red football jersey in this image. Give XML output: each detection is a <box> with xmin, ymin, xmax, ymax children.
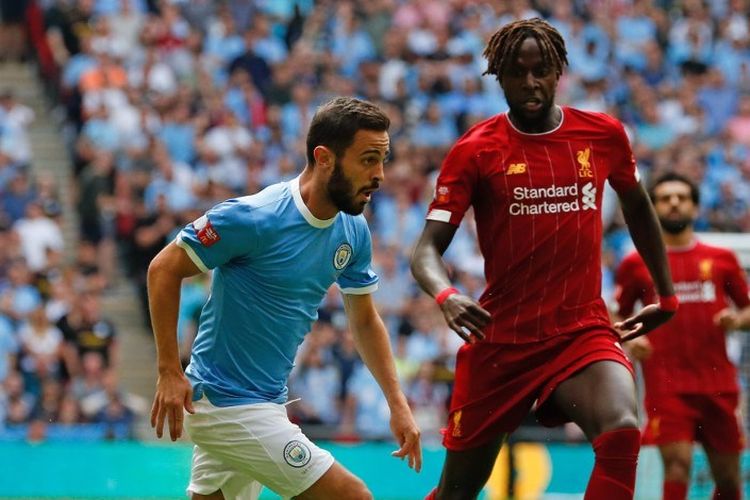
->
<box><xmin>427</xmin><ymin>107</ymin><xmax>640</xmax><ymax>343</ymax></box>
<box><xmin>616</xmin><ymin>241</ymin><xmax>750</xmax><ymax>395</ymax></box>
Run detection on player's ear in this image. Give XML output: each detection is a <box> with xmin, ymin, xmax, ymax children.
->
<box><xmin>313</xmin><ymin>146</ymin><xmax>334</xmax><ymax>171</ymax></box>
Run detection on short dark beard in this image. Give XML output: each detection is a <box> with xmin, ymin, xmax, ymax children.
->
<box><xmin>659</xmin><ymin>216</ymin><xmax>692</xmax><ymax>235</ymax></box>
<box><xmin>327</xmin><ymin>159</ymin><xmax>364</xmax><ymax>215</ymax></box>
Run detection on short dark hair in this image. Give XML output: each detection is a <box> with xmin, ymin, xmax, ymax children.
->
<box><xmin>306</xmin><ymin>97</ymin><xmax>390</xmax><ymax>166</ymax></box>
<box><xmin>649</xmin><ymin>172</ymin><xmax>701</xmax><ymax>205</ymax></box>
<box><xmin>483</xmin><ymin>18</ymin><xmax>568</xmax><ymax>80</ymax></box>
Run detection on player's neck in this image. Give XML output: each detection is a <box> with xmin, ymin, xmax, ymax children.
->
<box><xmin>664</xmin><ymin>228</ymin><xmax>694</xmax><ymax>248</ymax></box>
<box><xmin>508</xmin><ymin>106</ymin><xmax>562</xmax><ymax>134</ymax></box>
<box><xmin>299</xmin><ymin>168</ymin><xmax>338</xmax><ymax>220</ymax></box>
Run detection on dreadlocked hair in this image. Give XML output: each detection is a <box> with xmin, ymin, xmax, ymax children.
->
<box><xmin>483</xmin><ymin>18</ymin><xmax>568</xmax><ymax>80</ymax></box>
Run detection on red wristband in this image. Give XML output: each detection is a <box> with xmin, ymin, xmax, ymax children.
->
<box><xmin>659</xmin><ymin>295</ymin><xmax>679</xmax><ymax>312</ymax></box>
<box><xmin>435</xmin><ymin>287</ymin><xmax>459</xmax><ymax>305</ymax></box>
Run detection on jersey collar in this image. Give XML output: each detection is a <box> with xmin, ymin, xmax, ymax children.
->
<box><xmin>505</xmin><ymin>105</ymin><xmax>565</xmax><ymax>136</ymax></box>
<box><xmin>666</xmin><ymin>239</ymin><xmax>698</xmax><ymax>253</ymax></box>
<box><xmin>290</xmin><ymin>176</ymin><xmax>338</xmax><ymax>228</ymax></box>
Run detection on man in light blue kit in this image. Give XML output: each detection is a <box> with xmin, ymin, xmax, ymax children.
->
<box><xmin>147</xmin><ymin>97</ymin><xmax>422</xmax><ymax>500</ymax></box>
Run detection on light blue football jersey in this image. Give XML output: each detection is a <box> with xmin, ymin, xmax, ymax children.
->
<box><xmin>176</xmin><ymin>176</ymin><xmax>378</xmax><ymax>406</ymax></box>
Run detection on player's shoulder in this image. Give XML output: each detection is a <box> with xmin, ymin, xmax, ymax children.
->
<box><xmin>213</xmin><ymin>180</ymin><xmax>292</xmax><ymax>222</ymax></box>
<box><xmin>338</xmin><ymin>212</ymin><xmax>371</xmax><ymax>238</ymax></box>
<box><xmin>450</xmin><ymin>114</ymin><xmax>507</xmax><ymax>154</ymax></box>
<box><xmin>695</xmin><ymin>241</ymin><xmax>741</xmax><ymax>261</ymax></box>
<box><xmin>563</xmin><ymin>107</ymin><xmax>624</xmax><ymax>132</ymax></box>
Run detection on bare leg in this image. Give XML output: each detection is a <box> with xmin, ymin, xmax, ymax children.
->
<box><xmin>434</xmin><ymin>434</ymin><xmax>507</xmax><ymax>500</ymax></box>
<box><xmin>704</xmin><ymin>447</ymin><xmax>741</xmax><ymax>498</ymax></box>
<box><xmin>552</xmin><ymin>361</ymin><xmax>640</xmax><ymax>499</ymax></box>
<box><xmin>294</xmin><ymin>462</ymin><xmax>371</xmax><ymax>500</ymax></box>
<box><xmin>660</xmin><ymin>442</ymin><xmax>692</xmax><ymax>483</ymax></box>
<box><xmin>551</xmin><ymin>361</ymin><xmax>639</xmax><ymax>439</ymax></box>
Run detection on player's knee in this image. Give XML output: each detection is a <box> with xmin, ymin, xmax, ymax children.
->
<box><xmin>598</xmin><ymin>413</ymin><xmax>639</xmax><ymax>436</ymax></box>
<box><xmin>663</xmin><ymin>457</ymin><xmax>691</xmax><ymax>482</ymax></box>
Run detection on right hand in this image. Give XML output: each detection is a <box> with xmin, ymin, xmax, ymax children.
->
<box><xmin>439</xmin><ymin>293</ymin><xmax>491</xmax><ymax>343</ymax></box>
<box><xmin>624</xmin><ymin>335</ymin><xmax>653</xmax><ymax>361</ymax></box>
<box><xmin>151</xmin><ymin>369</ymin><xmax>195</xmax><ymax>441</ymax></box>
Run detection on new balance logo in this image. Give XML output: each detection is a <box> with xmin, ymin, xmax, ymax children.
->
<box><xmin>506</xmin><ymin>163</ymin><xmax>526</xmax><ymax>175</ymax></box>
<box><xmin>577</xmin><ymin>148</ymin><xmax>593</xmax><ymax>178</ymax></box>
<box><xmin>582</xmin><ymin>182</ymin><xmax>596</xmax><ymax>210</ymax></box>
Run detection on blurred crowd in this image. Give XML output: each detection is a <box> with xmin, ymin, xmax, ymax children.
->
<box><xmin>2</xmin><ymin>0</ymin><xmax>750</xmax><ymax>442</ymax></box>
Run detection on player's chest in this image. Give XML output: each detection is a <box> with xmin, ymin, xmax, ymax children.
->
<box><xmin>254</xmin><ymin>230</ymin><xmax>355</xmax><ymax>286</ymax></box>
<box><xmin>481</xmin><ymin>141</ymin><xmax>608</xmax><ymax>213</ymax></box>
<box><xmin>668</xmin><ymin>253</ymin><xmax>725</xmax><ymax>304</ymax></box>
<box><xmin>489</xmin><ymin>141</ymin><xmax>607</xmax><ymax>188</ymax></box>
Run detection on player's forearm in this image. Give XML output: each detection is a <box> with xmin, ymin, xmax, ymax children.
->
<box><xmin>619</xmin><ymin>185</ymin><xmax>675</xmax><ymax>297</ymax></box>
<box><xmin>351</xmin><ymin>316</ymin><xmax>408</xmax><ymax>408</ymax></box>
<box><xmin>147</xmin><ymin>258</ymin><xmax>185</xmax><ymax>374</ymax></box>
<box><xmin>411</xmin><ymin>231</ymin><xmax>454</xmax><ymax>297</ymax></box>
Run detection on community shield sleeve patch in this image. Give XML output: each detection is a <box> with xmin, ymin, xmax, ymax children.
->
<box><xmin>193</xmin><ymin>215</ymin><xmax>221</xmax><ymax>247</ymax></box>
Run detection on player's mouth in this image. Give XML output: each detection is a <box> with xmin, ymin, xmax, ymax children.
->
<box><xmin>522</xmin><ymin>97</ymin><xmax>543</xmax><ymax>112</ymax></box>
<box><xmin>360</xmin><ymin>187</ymin><xmax>378</xmax><ymax>201</ymax></box>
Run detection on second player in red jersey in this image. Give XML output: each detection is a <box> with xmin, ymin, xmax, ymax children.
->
<box><xmin>616</xmin><ymin>172</ymin><xmax>750</xmax><ymax>500</ymax></box>
<box><xmin>411</xmin><ymin>18</ymin><xmax>676</xmax><ymax>500</ymax></box>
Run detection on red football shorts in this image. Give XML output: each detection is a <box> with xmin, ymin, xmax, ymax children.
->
<box><xmin>443</xmin><ymin>327</ymin><xmax>633</xmax><ymax>451</ymax></box>
<box><xmin>642</xmin><ymin>392</ymin><xmax>744</xmax><ymax>453</ymax></box>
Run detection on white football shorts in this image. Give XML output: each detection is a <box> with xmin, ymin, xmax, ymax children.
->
<box><xmin>184</xmin><ymin>397</ymin><xmax>334</xmax><ymax>499</ymax></box>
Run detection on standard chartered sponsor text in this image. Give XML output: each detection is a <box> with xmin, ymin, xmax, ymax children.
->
<box><xmin>509</xmin><ymin>183</ymin><xmax>595</xmax><ymax>215</ymax></box>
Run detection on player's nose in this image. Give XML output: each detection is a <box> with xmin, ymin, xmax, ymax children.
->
<box><xmin>373</xmin><ymin>162</ymin><xmax>384</xmax><ymax>184</ymax></box>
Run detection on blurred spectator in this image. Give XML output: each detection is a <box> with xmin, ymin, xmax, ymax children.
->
<box><xmin>18</xmin><ymin>305</ymin><xmax>65</xmax><ymax>384</ymax></box>
<box><xmin>56</xmin><ymin>293</ymin><xmax>118</xmax><ymax>372</ymax></box>
<box><xmin>14</xmin><ymin>200</ymin><xmax>64</xmax><ymax>273</ymax></box>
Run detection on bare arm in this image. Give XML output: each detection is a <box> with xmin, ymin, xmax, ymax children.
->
<box><xmin>342</xmin><ymin>293</ymin><xmax>422</xmax><ymax>472</ymax></box>
<box><xmin>615</xmin><ymin>184</ymin><xmax>676</xmax><ymax>340</ymax></box>
<box><xmin>410</xmin><ymin>220</ymin><xmax>491</xmax><ymax>342</ymax></box>
<box><xmin>147</xmin><ymin>241</ymin><xmax>202</xmax><ymax>440</ymax></box>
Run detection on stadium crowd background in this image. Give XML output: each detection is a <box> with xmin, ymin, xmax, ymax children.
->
<box><xmin>1</xmin><ymin>0</ymin><xmax>750</xmax><ymax>446</ymax></box>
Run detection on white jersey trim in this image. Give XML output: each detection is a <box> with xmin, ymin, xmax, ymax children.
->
<box><xmin>290</xmin><ymin>176</ymin><xmax>338</xmax><ymax>228</ymax></box>
<box><xmin>338</xmin><ymin>283</ymin><xmax>378</xmax><ymax>295</ymax></box>
<box><xmin>175</xmin><ymin>236</ymin><xmax>210</xmax><ymax>273</ymax></box>
<box><xmin>426</xmin><ymin>209</ymin><xmax>452</xmax><ymax>223</ymax></box>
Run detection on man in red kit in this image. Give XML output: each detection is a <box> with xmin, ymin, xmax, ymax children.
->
<box><xmin>616</xmin><ymin>172</ymin><xmax>750</xmax><ymax>500</ymax></box>
<box><xmin>410</xmin><ymin>18</ymin><xmax>677</xmax><ymax>500</ymax></box>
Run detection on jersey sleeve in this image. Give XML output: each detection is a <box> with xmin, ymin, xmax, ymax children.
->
<box><xmin>176</xmin><ymin>198</ymin><xmax>257</xmax><ymax>271</ymax></box>
<box><xmin>723</xmin><ymin>251</ymin><xmax>750</xmax><ymax>309</ymax></box>
<box><xmin>426</xmin><ymin>142</ymin><xmax>479</xmax><ymax>226</ymax></box>
<box><xmin>337</xmin><ymin>222</ymin><xmax>378</xmax><ymax>295</ymax></box>
<box><xmin>614</xmin><ymin>255</ymin><xmax>644</xmax><ymax>317</ymax></box>
<box><xmin>607</xmin><ymin>120</ymin><xmax>640</xmax><ymax>194</ymax></box>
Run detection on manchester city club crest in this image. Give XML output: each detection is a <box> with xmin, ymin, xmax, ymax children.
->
<box><xmin>283</xmin><ymin>440</ymin><xmax>312</xmax><ymax>468</ymax></box>
<box><xmin>333</xmin><ymin>243</ymin><xmax>352</xmax><ymax>270</ymax></box>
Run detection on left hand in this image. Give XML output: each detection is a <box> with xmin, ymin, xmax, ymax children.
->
<box><xmin>714</xmin><ymin>308</ymin><xmax>740</xmax><ymax>331</ymax></box>
<box><xmin>388</xmin><ymin>398</ymin><xmax>422</xmax><ymax>473</ymax></box>
<box><xmin>614</xmin><ymin>303</ymin><xmax>676</xmax><ymax>342</ymax></box>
